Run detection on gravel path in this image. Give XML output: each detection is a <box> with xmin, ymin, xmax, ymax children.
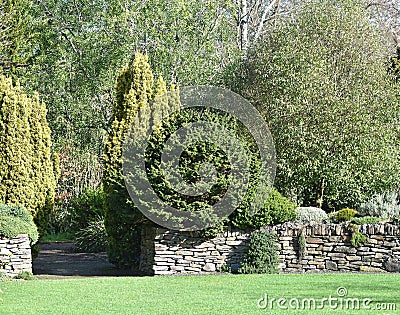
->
<box><xmin>33</xmin><ymin>242</ymin><xmax>136</xmax><ymax>279</ymax></box>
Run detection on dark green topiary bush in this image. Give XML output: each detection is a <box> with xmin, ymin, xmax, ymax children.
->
<box><xmin>230</xmin><ymin>188</ymin><xmax>297</xmax><ymax>229</ymax></box>
<box><xmin>103</xmin><ymin>53</ymin><xmax>180</xmax><ymax>268</ymax></box>
<box><xmin>239</xmin><ymin>230</ymin><xmax>279</xmax><ymax>274</ymax></box>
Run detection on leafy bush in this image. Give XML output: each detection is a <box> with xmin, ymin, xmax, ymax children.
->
<box><xmin>231</xmin><ymin>188</ymin><xmax>297</xmax><ymax>229</ymax></box>
<box><xmin>0</xmin><ymin>205</ymin><xmax>39</xmax><ymax>244</ymax></box>
<box><xmin>332</xmin><ymin>208</ymin><xmax>358</xmax><ymax>222</ymax></box>
<box><xmin>351</xmin><ymin>231</ymin><xmax>367</xmax><ymax>247</ymax></box>
<box><xmin>359</xmin><ymin>192</ymin><xmax>400</xmax><ymax>220</ymax></box>
<box><xmin>14</xmin><ymin>271</ymin><xmax>35</xmax><ymax>280</ymax></box>
<box><xmin>70</xmin><ymin>187</ymin><xmax>106</xmax><ymax>231</ymax></box>
<box><xmin>295</xmin><ymin>207</ymin><xmax>328</xmax><ymax>223</ymax></box>
<box><xmin>75</xmin><ymin>216</ymin><xmax>108</xmax><ymax>253</ymax></box>
<box><xmin>239</xmin><ymin>230</ymin><xmax>279</xmax><ymax>274</ymax></box>
<box><xmin>351</xmin><ymin>216</ymin><xmax>382</xmax><ymax>225</ymax></box>
<box><xmin>349</xmin><ymin>223</ymin><xmax>367</xmax><ymax>247</ymax></box>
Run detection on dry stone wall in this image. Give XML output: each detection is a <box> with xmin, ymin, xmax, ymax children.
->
<box><xmin>0</xmin><ymin>234</ymin><xmax>32</xmax><ymax>277</ymax></box>
<box><xmin>264</xmin><ymin>222</ymin><xmax>400</xmax><ymax>273</ymax></box>
<box><xmin>140</xmin><ymin>228</ymin><xmax>251</xmax><ymax>275</ymax></box>
<box><xmin>140</xmin><ymin>223</ymin><xmax>400</xmax><ymax>275</ymax></box>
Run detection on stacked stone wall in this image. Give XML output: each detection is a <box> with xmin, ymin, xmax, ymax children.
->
<box><xmin>0</xmin><ymin>234</ymin><xmax>32</xmax><ymax>277</ymax></box>
<box><xmin>140</xmin><ymin>223</ymin><xmax>400</xmax><ymax>275</ymax></box>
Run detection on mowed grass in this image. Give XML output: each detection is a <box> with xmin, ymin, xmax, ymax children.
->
<box><xmin>0</xmin><ymin>273</ymin><xmax>399</xmax><ymax>315</ymax></box>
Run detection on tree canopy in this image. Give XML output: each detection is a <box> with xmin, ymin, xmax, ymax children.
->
<box><xmin>230</xmin><ymin>0</ymin><xmax>400</xmax><ymax>209</ymax></box>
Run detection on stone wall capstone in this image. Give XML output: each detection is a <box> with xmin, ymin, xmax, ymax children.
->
<box><xmin>140</xmin><ymin>223</ymin><xmax>400</xmax><ymax>275</ymax></box>
<box><xmin>0</xmin><ymin>234</ymin><xmax>32</xmax><ymax>277</ymax></box>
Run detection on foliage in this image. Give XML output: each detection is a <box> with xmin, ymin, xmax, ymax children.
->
<box><xmin>231</xmin><ymin>188</ymin><xmax>296</xmax><ymax>229</ymax></box>
<box><xmin>14</xmin><ymin>271</ymin><xmax>35</xmax><ymax>280</ymax></box>
<box><xmin>0</xmin><ymin>74</ymin><xmax>56</xmax><ymax>235</ymax></box>
<box><xmin>49</xmin><ymin>148</ymin><xmax>104</xmax><ymax>234</ymax></box>
<box><xmin>103</xmin><ymin>52</ymin><xmax>179</xmax><ymax>268</ymax></box>
<box><xmin>0</xmin><ymin>271</ymin><xmax>12</xmax><ymax>281</ymax></box>
<box><xmin>0</xmin><ymin>0</ymin><xmax>36</xmax><ymax>77</ymax></box>
<box><xmin>391</xmin><ymin>216</ymin><xmax>400</xmax><ymax>225</ymax></box>
<box><xmin>229</xmin><ymin>0</ymin><xmax>400</xmax><ymax>210</ymax></box>
<box><xmin>0</xmin><ymin>204</ymin><xmax>31</xmax><ymax>222</ymax></box>
<box><xmin>349</xmin><ymin>223</ymin><xmax>367</xmax><ymax>247</ymax></box>
<box><xmin>198</xmin><ymin>220</ymin><xmax>228</xmax><ymax>238</ymax></box>
<box><xmin>0</xmin><ymin>216</ymin><xmax>38</xmax><ymax>244</ymax></box>
<box><xmin>69</xmin><ymin>186</ymin><xmax>106</xmax><ymax>232</ymax></box>
<box><xmin>23</xmin><ymin>0</ymin><xmax>239</xmax><ymax>159</ymax></box>
<box><xmin>144</xmin><ymin>103</ymin><xmax>266</xmax><ymax>233</ymax></box>
<box><xmin>351</xmin><ymin>216</ymin><xmax>382</xmax><ymax>225</ymax></box>
<box><xmin>239</xmin><ymin>230</ymin><xmax>278</xmax><ymax>274</ymax></box>
<box><xmin>0</xmin><ymin>204</ymin><xmax>38</xmax><ymax>243</ymax></box>
<box><xmin>295</xmin><ymin>207</ymin><xmax>328</xmax><ymax>223</ymax></box>
<box><xmin>31</xmin><ymin>243</ymin><xmax>40</xmax><ymax>259</ymax></box>
<box><xmin>75</xmin><ymin>216</ymin><xmax>108</xmax><ymax>253</ymax></box>
<box><xmin>359</xmin><ymin>192</ymin><xmax>400</xmax><ymax>220</ymax></box>
<box><xmin>351</xmin><ymin>231</ymin><xmax>367</xmax><ymax>247</ymax></box>
<box><xmin>297</xmin><ymin>234</ymin><xmax>306</xmax><ymax>261</ymax></box>
<box><xmin>39</xmin><ymin>232</ymin><xmax>75</xmax><ymax>243</ymax></box>
<box><xmin>332</xmin><ymin>208</ymin><xmax>358</xmax><ymax>222</ymax></box>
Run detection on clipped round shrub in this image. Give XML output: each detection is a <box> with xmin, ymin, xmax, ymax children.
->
<box><xmin>351</xmin><ymin>216</ymin><xmax>382</xmax><ymax>225</ymax></box>
<box><xmin>0</xmin><ymin>216</ymin><xmax>39</xmax><ymax>244</ymax></box>
<box><xmin>239</xmin><ymin>230</ymin><xmax>279</xmax><ymax>274</ymax></box>
<box><xmin>75</xmin><ymin>216</ymin><xmax>108</xmax><ymax>253</ymax></box>
<box><xmin>295</xmin><ymin>207</ymin><xmax>328</xmax><ymax>223</ymax></box>
<box><xmin>231</xmin><ymin>188</ymin><xmax>297</xmax><ymax>229</ymax></box>
<box><xmin>332</xmin><ymin>208</ymin><xmax>358</xmax><ymax>222</ymax></box>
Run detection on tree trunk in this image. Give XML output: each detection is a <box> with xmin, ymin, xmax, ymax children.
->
<box><xmin>240</xmin><ymin>0</ymin><xmax>248</xmax><ymax>54</ymax></box>
<box><xmin>316</xmin><ymin>177</ymin><xmax>325</xmax><ymax>208</ymax></box>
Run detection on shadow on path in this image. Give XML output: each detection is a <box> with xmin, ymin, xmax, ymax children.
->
<box><xmin>33</xmin><ymin>242</ymin><xmax>136</xmax><ymax>279</ymax></box>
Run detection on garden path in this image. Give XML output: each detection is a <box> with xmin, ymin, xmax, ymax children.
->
<box><xmin>33</xmin><ymin>242</ymin><xmax>136</xmax><ymax>279</ymax></box>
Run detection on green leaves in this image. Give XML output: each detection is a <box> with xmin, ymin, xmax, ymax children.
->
<box><xmin>239</xmin><ymin>230</ymin><xmax>279</xmax><ymax>274</ymax></box>
<box><xmin>0</xmin><ymin>75</ymin><xmax>55</xmax><ymax>234</ymax></box>
<box><xmin>232</xmin><ymin>0</ymin><xmax>400</xmax><ymax>209</ymax></box>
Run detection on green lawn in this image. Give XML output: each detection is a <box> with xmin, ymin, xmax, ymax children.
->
<box><xmin>39</xmin><ymin>232</ymin><xmax>75</xmax><ymax>242</ymax></box>
<box><xmin>0</xmin><ymin>274</ymin><xmax>398</xmax><ymax>314</ymax></box>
